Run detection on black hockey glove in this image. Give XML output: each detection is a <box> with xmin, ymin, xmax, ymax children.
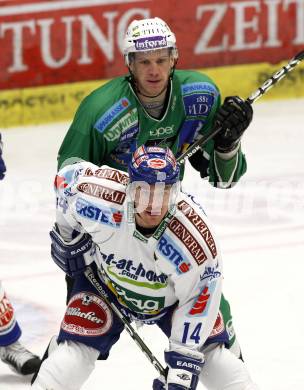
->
<box><xmin>0</xmin><ymin>133</ymin><xmax>6</xmax><ymax>180</ymax></box>
<box><xmin>214</xmin><ymin>96</ymin><xmax>253</xmax><ymax>153</ymax></box>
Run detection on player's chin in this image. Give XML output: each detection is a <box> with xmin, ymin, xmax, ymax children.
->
<box><xmin>145</xmin><ymin>81</ymin><xmax>163</xmax><ymax>92</ymax></box>
<box><xmin>149</xmin><ymin>214</ymin><xmax>162</xmax><ymax>222</ymax></box>
<box><xmin>138</xmin><ymin>212</ymin><xmax>162</xmax><ymax>228</ymax></box>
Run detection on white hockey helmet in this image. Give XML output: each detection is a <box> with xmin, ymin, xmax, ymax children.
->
<box><xmin>123</xmin><ymin>17</ymin><xmax>178</xmax><ymax>66</ymax></box>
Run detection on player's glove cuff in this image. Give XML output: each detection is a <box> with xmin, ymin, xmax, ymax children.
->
<box><xmin>152</xmin><ymin>347</ymin><xmax>204</xmax><ymax>390</ymax></box>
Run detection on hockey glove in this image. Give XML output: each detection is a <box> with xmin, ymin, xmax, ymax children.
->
<box><xmin>153</xmin><ymin>347</ymin><xmax>204</xmax><ymax>390</ymax></box>
<box><xmin>214</xmin><ymin>96</ymin><xmax>253</xmax><ymax>153</ymax></box>
<box><xmin>50</xmin><ymin>225</ymin><xmax>94</xmax><ymax>277</ymax></box>
<box><xmin>0</xmin><ymin>133</ymin><xmax>6</xmax><ymax>180</ymax></box>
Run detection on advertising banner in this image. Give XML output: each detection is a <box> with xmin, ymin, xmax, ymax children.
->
<box><xmin>0</xmin><ymin>0</ymin><xmax>303</xmax><ymax>127</ymax></box>
<box><xmin>1</xmin><ymin>0</ymin><xmax>303</xmax><ymax>89</ymax></box>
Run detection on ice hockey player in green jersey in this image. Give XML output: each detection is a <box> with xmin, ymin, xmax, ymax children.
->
<box><xmin>58</xmin><ymin>17</ymin><xmax>252</xmax><ymax>188</ymax></box>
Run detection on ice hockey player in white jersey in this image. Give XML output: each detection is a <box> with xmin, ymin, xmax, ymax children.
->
<box><xmin>32</xmin><ymin>146</ymin><xmax>258</xmax><ymax>390</ymax></box>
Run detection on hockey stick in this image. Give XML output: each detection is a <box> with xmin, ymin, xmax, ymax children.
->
<box><xmin>177</xmin><ymin>50</ymin><xmax>304</xmax><ymax>165</ymax></box>
<box><xmin>84</xmin><ymin>266</ymin><xmax>166</xmax><ymax>376</ymax></box>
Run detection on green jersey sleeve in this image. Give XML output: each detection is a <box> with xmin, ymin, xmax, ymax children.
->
<box><xmin>209</xmin><ymin>145</ymin><xmax>247</xmax><ymax>187</ymax></box>
<box><xmin>180</xmin><ymin>70</ymin><xmax>247</xmax><ymax>187</ymax></box>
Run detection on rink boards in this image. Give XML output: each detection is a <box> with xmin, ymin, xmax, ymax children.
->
<box><xmin>1</xmin><ymin>59</ymin><xmax>304</xmax><ymax>128</ymax></box>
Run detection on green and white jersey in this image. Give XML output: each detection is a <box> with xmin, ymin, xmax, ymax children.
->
<box><xmin>58</xmin><ymin>70</ymin><xmax>247</xmax><ymax>186</ymax></box>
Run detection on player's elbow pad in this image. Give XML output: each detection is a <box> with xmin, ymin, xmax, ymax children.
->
<box><xmin>50</xmin><ymin>226</ymin><xmax>94</xmax><ymax>277</ymax></box>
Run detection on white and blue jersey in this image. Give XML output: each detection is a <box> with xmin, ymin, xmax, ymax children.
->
<box><xmin>55</xmin><ymin>162</ymin><xmax>227</xmax><ymax>355</ymax></box>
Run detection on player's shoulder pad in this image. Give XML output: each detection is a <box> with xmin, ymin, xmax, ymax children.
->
<box><xmin>76</xmin><ymin>164</ymin><xmax>128</xmax><ymax>204</ymax></box>
<box><xmin>85</xmin><ymin>76</ymin><xmax>130</xmax><ymax>109</ymax></box>
<box><xmin>164</xmin><ymin>191</ymin><xmax>218</xmax><ymax>264</ymax></box>
<box><xmin>56</xmin><ymin>162</ymin><xmax>128</xmax><ymax>203</ymax></box>
<box><xmin>175</xmin><ymin>69</ymin><xmax>220</xmax><ymax>98</ymax></box>
<box><xmin>55</xmin><ymin>161</ymin><xmax>95</xmax><ymax>196</ymax></box>
<box><xmin>55</xmin><ymin>163</ymin><xmax>127</xmax><ymax>231</ymax></box>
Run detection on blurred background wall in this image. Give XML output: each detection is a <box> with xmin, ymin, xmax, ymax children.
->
<box><xmin>1</xmin><ymin>0</ymin><xmax>303</xmax><ymax>127</ymax></box>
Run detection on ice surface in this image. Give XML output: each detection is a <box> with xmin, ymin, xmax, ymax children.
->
<box><xmin>0</xmin><ymin>99</ymin><xmax>303</xmax><ymax>389</ymax></box>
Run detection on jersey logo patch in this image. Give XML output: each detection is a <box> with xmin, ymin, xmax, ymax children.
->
<box><xmin>111</xmin><ymin>281</ymin><xmax>165</xmax><ymax>314</ymax></box>
<box><xmin>84</xmin><ymin>167</ymin><xmax>129</xmax><ymax>186</ymax></box>
<box><xmin>168</xmin><ymin>218</ymin><xmax>207</xmax><ymax>265</ymax></box>
<box><xmin>75</xmin><ymin>198</ymin><xmax>123</xmax><ymax>227</ymax></box>
<box><xmin>61</xmin><ymin>292</ymin><xmax>113</xmax><ymax>337</ymax></box>
<box><xmin>54</xmin><ymin>167</ymin><xmax>80</xmax><ymax>196</ymax></box>
<box><xmin>119</xmin><ymin>125</ymin><xmax>139</xmax><ymax>143</ymax></box>
<box><xmin>200</xmin><ymin>266</ymin><xmax>221</xmax><ymax>282</ymax></box>
<box><xmin>94</xmin><ymin>98</ymin><xmax>131</xmax><ymax>133</ymax></box>
<box><xmin>157</xmin><ymin>234</ymin><xmax>192</xmax><ymax>274</ymax></box>
<box><xmin>181</xmin><ymin>82</ymin><xmax>218</xmax><ymax>119</ymax></box>
<box><xmin>149</xmin><ymin>126</ymin><xmax>174</xmax><ymax>138</ymax></box>
<box><xmin>77</xmin><ymin>182</ymin><xmax>126</xmax><ymax>205</ymax></box>
<box><xmin>181</xmin><ymin>82</ymin><xmax>218</xmax><ymax>96</ymax></box>
<box><xmin>101</xmin><ymin>252</ymin><xmax>168</xmax><ymax>289</ymax></box>
<box><xmin>183</xmin><ymin>93</ymin><xmax>214</xmax><ymax>118</ymax></box>
<box><xmin>189</xmin><ymin>286</ymin><xmax>210</xmax><ymax>316</ymax></box>
<box><xmin>104</xmin><ymin>108</ymin><xmax>138</xmax><ymax>141</ymax></box>
<box><xmin>178</xmin><ymin>200</ymin><xmax>217</xmax><ymax>258</ymax></box>
<box><xmin>188</xmin><ymin>280</ymin><xmax>217</xmax><ymax>318</ymax></box>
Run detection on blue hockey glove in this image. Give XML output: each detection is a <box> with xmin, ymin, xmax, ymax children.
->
<box><xmin>214</xmin><ymin>96</ymin><xmax>253</xmax><ymax>152</ymax></box>
<box><xmin>153</xmin><ymin>347</ymin><xmax>204</xmax><ymax>390</ymax></box>
<box><xmin>50</xmin><ymin>225</ymin><xmax>94</xmax><ymax>277</ymax></box>
<box><xmin>0</xmin><ymin>133</ymin><xmax>7</xmax><ymax>180</ymax></box>
<box><xmin>153</xmin><ymin>376</ymin><xmax>167</xmax><ymax>390</ymax></box>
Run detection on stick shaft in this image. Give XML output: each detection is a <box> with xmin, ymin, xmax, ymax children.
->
<box><xmin>84</xmin><ymin>267</ymin><xmax>166</xmax><ymax>376</ymax></box>
<box><xmin>177</xmin><ymin>50</ymin><xmax>304</xmax><ymax>165</ymax></box>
